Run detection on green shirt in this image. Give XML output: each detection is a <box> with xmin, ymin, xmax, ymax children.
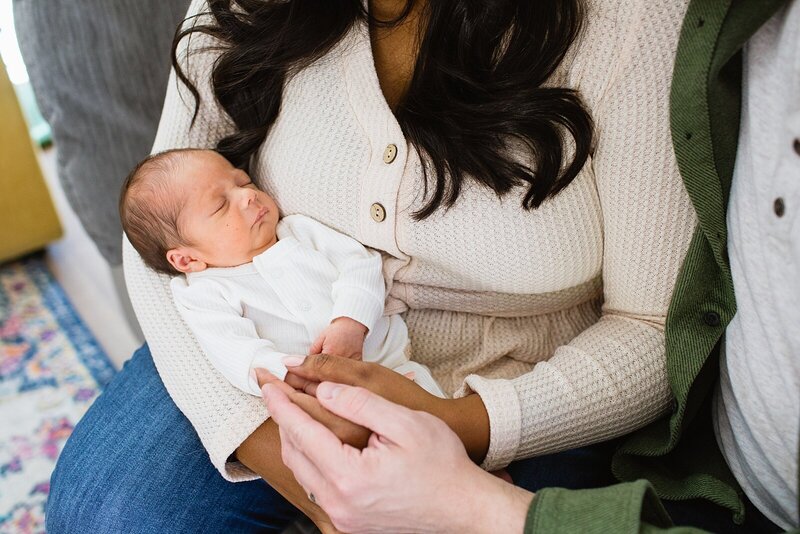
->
<box><xmin>524</xmin><ymin>0</ymin><xmax>792</xmax><ymax>531</ymax></box>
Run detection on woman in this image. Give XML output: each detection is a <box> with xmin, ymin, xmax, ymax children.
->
<box><xmin>47</xmin><ymin>0</ymin><xmax>695</xmax><ymax>531</ymax></box>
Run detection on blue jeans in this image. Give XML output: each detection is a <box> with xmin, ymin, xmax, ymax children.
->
<box><xmin>47</xmin><ymin>344</ymin><xmax>780</xmax><ymax>533</ymax></box>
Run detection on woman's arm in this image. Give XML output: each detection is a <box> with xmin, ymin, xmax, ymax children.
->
<box><xmin>467</xmin><ymin>0</ymin><xmax>697</xmax><ymax>469</ymax></box>
<box><xmin>236</xmin><ymin>420</ymin><xmax>339</xmax><ymax>532</ymax></box>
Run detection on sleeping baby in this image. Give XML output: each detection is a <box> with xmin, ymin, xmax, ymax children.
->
<box><xmin>119</xmin><ymin>148</ymin><xmax>443</xmax><ymax>398</ymax></box>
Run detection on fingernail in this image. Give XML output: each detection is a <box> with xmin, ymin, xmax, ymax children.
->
<box><xmin>250</xmin><ymin>368</ymin><xmax>258</xmax><ymax>382</ymax></box>
<box><xmin>318</xmin><ymin>382</ymin><xmax>342</xmax><ymax>400</ymax></box>
<box><xmin>283</xmin><ymin>355</ymin><xmax>306</xmax><ymax>367</ymax></box>
<box><xmin>261</xmin><ymin>384</ymin><xmax>272</xmax><ymax>404</ymax></box>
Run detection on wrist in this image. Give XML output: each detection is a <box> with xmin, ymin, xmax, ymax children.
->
<box><xmin>331</xmin><ymin>316</ymin><xmax>368</xmax><ymax>336</ymax></box>
<box><xmin>457</xmin><ymin>469</ymin><xmax>533</xmax><ymax>533</ymax></box>
<box><xmin>434</xmin><ymin>394</ymin><xmax>490</xmax><ymax>464</ymax></box>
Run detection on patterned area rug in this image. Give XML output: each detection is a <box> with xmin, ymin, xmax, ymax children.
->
<box><xmin>0</xmin><ymin>254</ymin><xmax>115</xmax><ymax>533</ymax></box>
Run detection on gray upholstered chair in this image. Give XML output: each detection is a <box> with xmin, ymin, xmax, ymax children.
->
<box><xmin>14</xmin><ymin>0</ymin><xmax>191</xmax><ymax>340</ymax></box>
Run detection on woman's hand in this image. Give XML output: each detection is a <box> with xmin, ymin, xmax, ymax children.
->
<box><xmin>282</xmin><ymin>354</ymin><xmax>491</xmax><ymax>462</ymax></box>
<box><xmin>260</xmin><ymin>379</ymin><xmax>534</xmax><ymax>534</ymax></box>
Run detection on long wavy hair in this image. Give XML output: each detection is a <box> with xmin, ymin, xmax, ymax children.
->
<box><xmin>172</xmin><ymin>0</ymin><xmax>593</xmax><ymax>218</ymax></box>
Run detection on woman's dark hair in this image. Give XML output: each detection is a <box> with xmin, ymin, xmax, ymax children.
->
<box><xmin>172</xmin><ymin>0</ymin><xmax>593</xmax><ymax>218</ymax></box>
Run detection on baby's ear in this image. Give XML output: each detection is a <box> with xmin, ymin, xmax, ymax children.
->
<box><xmin>166</xmin><ymin>247</ymin><xmax>207</xmax><ymax>273</ymax></box>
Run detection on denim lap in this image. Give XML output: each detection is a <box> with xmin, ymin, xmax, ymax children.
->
<box><xmin>46</xmin><ymin>344</ymin><xmax>301</xmax><ymax>533</ymax></box>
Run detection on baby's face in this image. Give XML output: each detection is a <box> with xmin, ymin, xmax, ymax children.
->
<box><xmin>166</xmin><ymin>150</ymin><xmax>280</xmax><ymax>272</ymax></box>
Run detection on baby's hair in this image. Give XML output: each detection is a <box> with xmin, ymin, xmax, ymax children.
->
<box><xmin>119</xmin><ymin>148</ymin><xmax>202</xmax><ymax>275</ymax></box>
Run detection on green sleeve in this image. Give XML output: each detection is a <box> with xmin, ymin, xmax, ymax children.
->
<box><xmin>524</xmin><ymin>480</ymin><xmax>709</xmax><ymax>533</ymax></box>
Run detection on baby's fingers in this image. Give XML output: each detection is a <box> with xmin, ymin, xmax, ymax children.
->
<box><xmin>309</xmin><ymin>335</ymin><xmax>324</xmax><ymax>355</ymax></box>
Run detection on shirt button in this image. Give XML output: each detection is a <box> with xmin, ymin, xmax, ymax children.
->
<box><xmin>383</xmin><ymin>144</ymin><xmax>398</xmax><ymax>164</ymax></box>
<box><xmin>370</xmin><ymin>203</ymin><xmax>386</xmax><ymax>222</ymax></box>
<box><xmin>793</xmin><ymin>138</ymin><xmax>800</xmax><ymax>156</ymax></box>
<box><xmin>703</xmin><ymin>311</ymin><xmax>721</xmax><ymax>327</ymax></box>
<box><xmin>774</xmin><ymin>197</ymin><xmax>785</xmax><ymax>217</ymax></box>
<box><xmin>299</xmin><ymin>301</ymin><xmax>311</xmax><ymax>312</ymax></box>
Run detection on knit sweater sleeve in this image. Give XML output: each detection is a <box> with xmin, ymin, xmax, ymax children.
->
<box><xmin>122</xmin><ymin>0</ymin><xmax>268</xmax><ymax>481</ymax></box>
<box><xmin>464</xmin><ymin>0</ymin><xmax>697</xmax><ymax>470</ymax></box>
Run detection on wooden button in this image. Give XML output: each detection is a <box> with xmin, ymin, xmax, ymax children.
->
<box><xmin>370</xmin><ymin>203</ymin><xmax>386</xmax><ymax>222</ymax></box>
<box><xmin>383</xmin><ymin>144</ymin><xmax>398</xmax><ymax>164</ymax></box>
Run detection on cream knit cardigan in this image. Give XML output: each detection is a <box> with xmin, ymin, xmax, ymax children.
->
<box><xmin>123</xmin><ymin>0</ymin><xmax>695</xmax><ymax>480</ymax></box>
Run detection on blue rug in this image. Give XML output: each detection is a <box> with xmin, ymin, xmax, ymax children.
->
<box><xmin>0</xmin><ymin>253</ymin><xmax>115</xmax><ymax>533</ymax></box>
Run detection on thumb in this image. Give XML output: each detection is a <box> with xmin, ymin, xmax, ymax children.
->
<box><xmin>315</xmin><ymin>382</ymin><xmax>416</xmax><ymax>445</ymax></box>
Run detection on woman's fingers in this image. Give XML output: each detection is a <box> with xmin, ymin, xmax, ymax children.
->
<box><xmin>254</xmin><ymin>364</ymin><xmax>319</xmax><ymax>397</ymax></box>
<box><xmin>284</xmin><ymin>354</ymin><xmax>377</xmax><ymax>386</ymax></box>
<box><xmin>314</xmin><ymin>382</ymin><xmax>418</xmax><ymax>446</ymax></box>
<box><xmin>284</xmin><ymin>372</ymin><xmax>319</xmax><ymax>396</ymax></box>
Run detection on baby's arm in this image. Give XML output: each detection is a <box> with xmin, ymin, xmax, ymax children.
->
<box><xmin>170</xmin><ymin>277</ymin><xmax>289</xmax><ymax>396</ymax></box>
<box><xmin>285</xmin><ymin>215</ymin><xmax>386</xmax><ymax>356</ymax></box>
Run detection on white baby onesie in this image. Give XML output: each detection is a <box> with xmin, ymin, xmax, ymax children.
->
<box><xmin>171</xmin><ymin>214</ymin><xmax>443</xmax><ymax>397</ymax></box>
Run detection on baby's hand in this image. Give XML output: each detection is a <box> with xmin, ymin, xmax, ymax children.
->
<box><xmin>309</xmin><ymin>317</ymin><xmax>368</xmax><ymax>360</ymax></box>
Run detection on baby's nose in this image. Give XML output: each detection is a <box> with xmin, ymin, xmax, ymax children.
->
<box><xmin>238</xmin><ymin>187</ymin><xmax>256</xmax><ymax>208</ymax></box>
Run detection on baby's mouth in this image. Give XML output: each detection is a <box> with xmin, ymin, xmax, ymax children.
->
<box><xmin>253</xmin><ymin>207</ymin><xmax>268</xmax><ymax>227</ymax></box>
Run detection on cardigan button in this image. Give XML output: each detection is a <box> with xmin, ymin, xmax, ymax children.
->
<box><xmin>370</xmin><ymin>203</ymin><xmax>386</xmax><ymax>222</ymax></box>
<box><xmin>793</xmin><ymin>138</ymin><xmax>800</xmax><ymax>156</ymax></box>
<box><xmin>703</xmin><ymin>311</ymin><xmax>721</xmax><ymax>327</ymax></box>
<box><xmin>383</xmin><ymin>144</ymin><xmax>398</xmax><ymax>164</ymax></box>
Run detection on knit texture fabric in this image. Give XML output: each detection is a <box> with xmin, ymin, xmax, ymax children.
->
<box><xmin>123</xmin><ymin>0</ymin><xmax>695</xmax><ymax>479</ymax></box>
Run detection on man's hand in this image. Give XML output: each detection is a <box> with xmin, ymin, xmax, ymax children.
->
<box><xmin>256</xmin><ymin>369</ymin><xmax>372</xmax><ymax>449</ymax></box>
<box><xmin>260</xmin><ymin>380</ymin><xmax>534</xmax><ymax>534</ymax></box>
<box><xmin>309</xmin><ymin>317</ymin><xmax>368</xmax><ymax>360</ymax></box>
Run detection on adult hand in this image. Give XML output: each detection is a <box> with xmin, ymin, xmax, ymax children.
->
<box><xmin>261</xmin><ymin>379</ymin><xmax>534</xmax><ymax>534</ymax></box>
<box><xmin>254</xmin><ymin>369</ymin><xmax>371</xmax><ymax>449</ymax></box>
<box><xmin>282</xmin><ymin>354</ymin><xmax>491</xmax><ymax>462</ymax></box>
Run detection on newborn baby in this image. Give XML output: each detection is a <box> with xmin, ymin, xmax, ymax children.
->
<box><xmin>120</xmin><ymin>148</ymin><xmax>443</xmax><ymax>397</ymax></box>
